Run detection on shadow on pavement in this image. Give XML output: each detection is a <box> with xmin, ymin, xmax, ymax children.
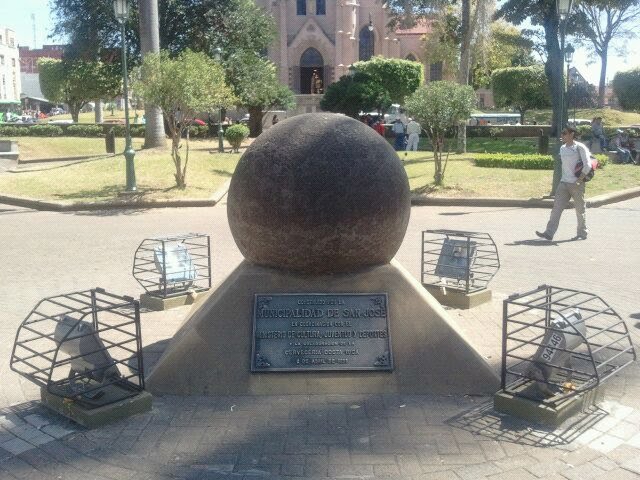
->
<box><xmin>505</xmin><ymin>238</ymin><xmax>579</xmax><ymax>246</ymax></box>
<box><xmin>446</xmin><ymin>400</ymin><xmax>608</xmax><ymax>447</ymax></box>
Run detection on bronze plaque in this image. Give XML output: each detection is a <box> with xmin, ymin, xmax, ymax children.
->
<box><xmin>251</xmin><ymin>293</ymin><xmax>393</xmax><ymax>372</ymax></box>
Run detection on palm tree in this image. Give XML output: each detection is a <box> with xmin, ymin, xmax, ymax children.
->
<box><xmin>138</xmin><ymin>0</ymin><xmax>166</xmax><ymax>148</ymax></box>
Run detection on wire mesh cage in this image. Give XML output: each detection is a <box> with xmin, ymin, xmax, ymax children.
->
<box><xmin>422</xmin><ymin>230</ymin><xmax>500</xmax><ymax>293</ymax></box>
<box><xmin>133</xmin><ymin>233</ymin><xmax>212</xmax><ymax>298</ymax></box>
<box><xmin>10</xmin><ymin>288</ymin><xmax>145</xmax><ymax>408</ymax></box>
<box><xmin>501</xmin><ymin>285</ymin><xmax>636</xmax><ymax>406</ymax></box>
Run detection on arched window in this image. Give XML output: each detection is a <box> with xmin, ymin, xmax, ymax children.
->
<box><xmin>297</xmin><ymin>0</ymin><xmax>306</xmax><ymax>15</ymax></box>
<box><xmin>300</xmin><ymin>48</ymin><xmax>323</xmax><ymax>67</ymax></box>
<box><xmin>405</xmin><ymin>54</ymin><xmax>417</xmax><ymax>62</ymax></box>
<box><xmin>359</xmin><ymin>26</ymin><xmax>374</xmax><ymax>61</ymax></box>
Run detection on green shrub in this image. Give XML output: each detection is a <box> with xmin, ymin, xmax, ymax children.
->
<box><xmin>474</xmin><ymin>153</ymin><xmax>554</xmax><ymax>169</ymax></box>
<box><xmin>224</xmin><ymin>124</ymin><xmax>249</xmax><ymax>152</ymax></box>
<box><xmin>66</xmin><ymin>125</ymin><xmax>104</xmax><ymax>137</ymax></box>
<box><xmin>111</xmin><ymin>125</ymin><xmax>146</xmax><ymax>137</ymax></box>
<box><xmin>188</xmin><ymin>125</ymin><xmax>209</xmax><ymax>138</ymax></box>
<box><xmin>28</xmin><ymin>124</ymin><xmax>64</xmax><ymax>137</ymax></box>
<box><xmin>489</xmin><ymin>127</ymin><xmax>504</xmax><ymax>138</ymax></box>
<box><xmin>0</xmin><ymin>126</ymin><xmax>29</xmax><ymax>137</ymax></box>
<box><xmin>594</xmin><ymin>153</ymin><xmax>609</xmax><ymax>168</ymax></box>
<box><xmin>576</xmin><ymin>125</ymin><xmax>591</xmax><ymax>139</ymax></box>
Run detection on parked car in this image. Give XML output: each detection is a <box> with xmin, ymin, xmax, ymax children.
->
<box><xmin>49</xmin><ymin>119</ymin><xmax>74</xmax><ymax>125</ymax></box>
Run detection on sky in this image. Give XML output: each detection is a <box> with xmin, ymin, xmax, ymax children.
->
<box><xmin>0</xmin><ymin>0</ymin><xmax>638</xmax><ymax>86</ymax></box>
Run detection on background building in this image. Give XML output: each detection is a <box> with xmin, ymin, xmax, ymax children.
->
<box><xmin>255</xmin><ymin>0</ymin><xmax>438</xmax><ymax>113</ymax></box>
<box><xmin>0</xmin><ymin>27</ymin><xmax>21</xmax><ymax>103</ymax></box>
<box><xmin>18</xmin><ymin>45</ymin><xmax>65</xmax><ymax>111</ymax></box>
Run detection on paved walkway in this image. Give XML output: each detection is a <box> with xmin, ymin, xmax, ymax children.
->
<box><xmin>0</xmin><ymin>198</ymin><xmax>639</xmax><ymax>479</ymax></box>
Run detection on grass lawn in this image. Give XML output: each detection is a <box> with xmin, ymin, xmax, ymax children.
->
<box><xmin>402</xmin><ymin>151</ymin><xmax>640</xmax><ymax>199</ymax></box>
<box><xmin>0</xmin><ymin>139</ymin><xmax>240</xmax><ymax>203</ymax></box>
<box><xmin>524</xmin><ymin>108</ymin><xmax>640</xmax><ymax>126</ymax></box>
<box><xmin>41</xmin><ymin>111</ymin><xmax>135</xmax><ymax>124</ymax></box>
<box><xmin>15</xmin><ymin>137</ymin><xmax>145</xmax><ymax>160</ymax></box>
<box><xmin>2</xmin><ymin>137</ymin><xmax>639</xmax><ymax>203</ymax></box>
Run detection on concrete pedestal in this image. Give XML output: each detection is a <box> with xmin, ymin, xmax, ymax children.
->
<box><xmin>147</xmin><ymin>259</ymin><xmax>499</xmax><ymax>395</ymax></box>
<box><xmin>494</xmin><ymin>382</ymin><xmax>605</xmax><ymax>427</ymax></box>
<box><xmin>140</xmin><ymin>291</ymin><xmax>199</xmax><ymax>311</ymax></box>
<box><xmin>422</xmin><ymin>284</ymin><xmax>492</xmax><ymax>309</ymax></box>
<box><xmin>40</xmin><ymin>387</ymin><xmax>152</xmax><ymax>428</ymax></box>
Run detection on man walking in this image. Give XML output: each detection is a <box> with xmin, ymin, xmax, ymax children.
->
<box><xmin>536</xmin><ymin>127</ymin><xmax>592</xmax><ymax>241</ymax></box>
<box><xmin>392</xmin><ymin>117</ymin><xmax>406</xmax><ymax>151</ymax></box>
<box><xmin>405</xmin><ymin>118</ymin><xmax>421</xmax><ymax>152</ymax></box>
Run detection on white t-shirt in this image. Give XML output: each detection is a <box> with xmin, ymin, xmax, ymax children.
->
<box><xmin>406</xmin><ymin>121</ymin><xmax>421</xmax><ymax>135</ymax></box>
<box><xmin>560</xmin><ymin>140</ymin><xmax>591</xmax><ymax>183</ymax></box>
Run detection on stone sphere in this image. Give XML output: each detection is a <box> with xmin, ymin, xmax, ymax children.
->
<box><xmin>227</xmin><ymin>113</ymin><xmax>411</xmax><ymax>274</ymax></box>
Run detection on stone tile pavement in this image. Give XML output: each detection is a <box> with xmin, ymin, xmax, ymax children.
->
<box><xmin>0</xmin><ymin>197</ymin><xmax>639</xmax><ymax>479</ymax></box>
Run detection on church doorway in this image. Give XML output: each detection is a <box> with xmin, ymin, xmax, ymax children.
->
<box><xmin>300</xmin><ymin>48</ymin><xmax>324</xmax><ymax>94</ymax></box>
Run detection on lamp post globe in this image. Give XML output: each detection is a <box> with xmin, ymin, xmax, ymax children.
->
<box><xmin>114</xmin><ymin>0</ymin><xmax>136</xmax><ymax>192</ymax></box>
<box><xmin>113</xmin><ymin>0</ymin><xmax>129</xmax><ymax>22</ymax></box>
<box><xmin>368</xmin><ymin>13</ymin><xmax>374</xmax><ymax>32</ymax></box>
<box><xmin>557</xmin><ymin>0</ymin><xmax>574</xmax><ymax>20</ymax></box>
<box><xmin>214</xmin><ymin>47</ymin><xmax>225</xmax><ymax>153</ymax></box>
<box><xmin>565</xmin><ymin>43</ymin><xmax>575</xmax><ymax>63</ymax></box>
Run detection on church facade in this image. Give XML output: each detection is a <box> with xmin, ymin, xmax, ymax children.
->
<box><xmin>255</xmin><ymin>0</ymin><xmax>442</xmax><ymax>113</ymax></box>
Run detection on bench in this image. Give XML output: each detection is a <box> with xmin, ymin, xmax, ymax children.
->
<box><xmin>0</xmin><ymin>140</ymin><xmax>19</xmax><ymax>161</ymax></box>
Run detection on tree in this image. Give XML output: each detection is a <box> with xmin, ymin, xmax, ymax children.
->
<box><xmin>225</xmin><ymin>52</ymin><xmax>295</xmax><ymax>137</ymax></box>
<box><xmin>612</xmin><ymin>67</ymin><xmax>640</xmax><ymax>111</ymax></box>
<box><xmin>51</xmin><ymin>0</ymin><xmax>275</xmax><ymax>62</ymax></box>
<box><xmin>573</xmin><ymin>0</ymin><xmax>640</xmax><ymax>108</ymax></box>
<box><xmin>567</xmin><ymin>81</ymin><xmax>598</xmax><ymax>109</ymax></box>
<box><xmin>471</xmin><ymin>21</ymin><xmax>535</xmax><ymax>89</ymax></box>
<box><xmin>134</xmin><ymin>50</ymin><xmax>236</xmax><ymax>188</ymax></box>
<box><xmin>139</xmin><ymin>0</ymin><xmax>166</xmax><ymax>148</ymax></box>
<box><xmin>38</xmin><ymin>58</ymin><xmax>121</xmax><ymax>123</ymax></box>
<box><xmin>492</xmin><ymin>66</ymin><xmax>551</xmax><ymax>123</ymax></box>
<box><xmin>320</xmin><ymin>72</ymin><xmax>392</xmax><ymax>119</ymax></box>
<box><xmin>405</xmin><ymin>81</ymin><xmax>476</xmax><ymax>185</ymax></box>
<box><xmin>352</xmin><ymin>56</ymin><xmax>423</xmax><ymax>105</ymax></box>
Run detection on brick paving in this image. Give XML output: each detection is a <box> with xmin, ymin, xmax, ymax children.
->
<box><xmin>0</xmin><ymin>197</ymin><xmax>639</xmax><ymax>479</ymax></box>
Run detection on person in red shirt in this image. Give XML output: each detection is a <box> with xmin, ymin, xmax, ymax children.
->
<box><xmin>373</xmin><ymin>120</ymin><xmax>385</xmax><ymax>137</ymax></box>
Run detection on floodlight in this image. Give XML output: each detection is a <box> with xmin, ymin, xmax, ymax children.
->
<box><xmin>154</xmin><ymin>242</ymin><xmax>198</xmax><ymax>284</ymax></box>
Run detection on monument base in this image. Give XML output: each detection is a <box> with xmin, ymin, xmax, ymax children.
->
<box><xmin>140</xmin><ymin>291</ymin><xmax>199</xmax><ymax>311</ymax></box>
<box><xmin>40</xmin><ymin>387</ymin><xmax>152</xmax><ymax>428</ymax></box>
<box><xmin>422</xmin><ymin>284</ymin><xmax>492</xmax><ymax>309</ymax></box>
<box><xmin>494</xmin><ymin>382</ymin><xmax>605</xmax><ymax>427</ymax></box>
<box><xmin>147</xmin><ymin>259</ymin><xmax>499</xmax><ymax>395</ymax></box>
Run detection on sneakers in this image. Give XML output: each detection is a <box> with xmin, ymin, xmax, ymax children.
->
<box><xmin>572</xmin><ymin>234</ymin><xmax>588</xmax><ymax>240</ymax></box>
<box><xmin>535</xmin><ymin>231</ymin><xmax>552</xmax><ymax>241</ymax></box>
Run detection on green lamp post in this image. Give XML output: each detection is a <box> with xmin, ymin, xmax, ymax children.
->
<box><xmin>214</xmin><ymin>47</ymin><xmax>225</xmax><ymax>153</ymax></box>
<box><xmin>550</xmin><ymin>0</ymin><xmax>574</xmax><ymax>196</ymax></box>
<box><xmin>114</xmin><ymin>0</ymin><xmax>137</xmax><ymax>192</ymax></box>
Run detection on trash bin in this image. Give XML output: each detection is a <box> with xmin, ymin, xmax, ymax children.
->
<box><xmin>538</xmin><ymin>129</ymin><xmax>549</xmax><ymax>154</ymax></box>
<box><xmin>105</xmin><ymin>128</ymin><xmax>116</xmax><ymax>154</ymax></box>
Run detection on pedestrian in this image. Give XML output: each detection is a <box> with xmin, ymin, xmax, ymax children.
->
<box><xmin>589</xmin><ymin>117</ymin><xmax>607</xmax><ymax>152</ymax></box>
<box><xmin>612</xmin><ymin>129</ymin><xmax>634</xmax><ymax>164</ymax></box>
<box><xmin>405</xmin><ymin>118</ymin><xmax>421</xmax><ymax>152</ymax></box>
<box><xmin>373</xmin><ymin>120</ymin><xmax>385</xmax><ymax>137</ymax></box>
<box><xmin>392</xmin><ymin>117</ymin><xmax>405</xmax><ymax>151</ymax></box>
<box><xmin>536</xmin><ymin>127</ymin><xmax>592</xmax><ymax>241</ymax></box>
<box><xmin>272</xmin><ymin>114</ymin><xmax>279</xmax><ymax>126</ymax></box>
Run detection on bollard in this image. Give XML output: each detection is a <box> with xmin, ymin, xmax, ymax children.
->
<box><xmin>105</xmin><ymin>128</ymin><xmax>116</xmax><ymax>154</ymax></box>
<box><xmin>538</xmin><ymin>129</ymin><xmax>549</xmax><ymax>154</ymax></box>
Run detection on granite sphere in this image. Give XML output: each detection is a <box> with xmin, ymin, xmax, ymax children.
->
<box><xmin>227</xmin><ymin>113</ymin><xmax>411</xmax><ymax>274</ymax></box>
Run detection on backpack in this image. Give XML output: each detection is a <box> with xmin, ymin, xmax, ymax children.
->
<box><xmin>575</xmin><ymin>147</ymin><xmax>597</xmax><ymax>182</ymax></box>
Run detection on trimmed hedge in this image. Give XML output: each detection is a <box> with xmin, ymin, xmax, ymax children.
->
<box><xmin>110</xmin><ymin>125</ymin><xmax>146</xmax><ymax>138</ymax></box>
<box><xmin>474</xmin><ymin>152</ymin><xmax>609</xmax><ymax>170</ymax></box>
<box><xmin>0</xmin><ymin>126</ymin><xmax>28</xmax><ymax>137</ymax></box>
<box><xmin>66</xmin><ymin>125</ymin><xmax>104</xmax><ymax>137</ymax></box>
<box><xmin>28</xmin><ymin>125</ymin><xmax>64</xmax><ymax>137</ymax></box>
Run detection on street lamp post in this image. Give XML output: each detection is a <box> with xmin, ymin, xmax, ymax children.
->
<box><xmin>214</xmin><ymin>47</ymin><xmax>225</xmax><ymax>153</ymax></box>
<box><xmin>113</xmin><ymin>0</ymin><xmax>136</xmax><ymax>192</ymax></box>
<box><xmin>550</xmin><ymin>0</ymin><xmax>574</xmax><ymax>196</ymax></box>
<box><xmin>565</xmin><ymin>44</ymin><xmax>575</xmax><ymax>124</ymax></box>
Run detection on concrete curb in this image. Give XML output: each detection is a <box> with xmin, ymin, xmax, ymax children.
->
<box><xmin>1</xmin><ymin>181</ymin><xmax>638</xmax><ymax>212</ymax></box>
<box><xmin>0</xmin><ymin>179</ymin><xmax>231</xmax><ymax>212</ymax></box>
